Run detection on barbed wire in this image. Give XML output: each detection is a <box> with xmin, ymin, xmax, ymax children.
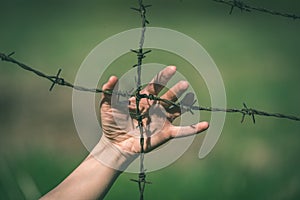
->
<box><xmin>0</xmin><ymin>52</ymin><xmax>133</xmax><ymax>97</ymax></box>
<box><xmin>1</xmin><ymin>51</ymin><xmax>300</xmax><ymax>125</ymax></box>
<box><xmin>129</xmin><ymin>0</ymin><xmax>152</xmax><ymax>200</ymax></box>
<box><xmin>154</xmin><ymin>96</ymin><xmax>300</xmax><ymax>123</ymax></box>
<box><xmin>212</xmin><ymin>0</ymin><xmax>300</xmax><ymax>20</ymax></box>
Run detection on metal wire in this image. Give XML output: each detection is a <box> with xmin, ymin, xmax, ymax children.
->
<box><xmin>0</xmin><ymin>52</ymin><xmax>131</xmax><ymax>97</ymax></box>
<box><xmin>212</xmin><ymin>0</ymin><xmax>300</xmax><ymax>20</ymax></box>
<box><xmin>130</xmin><ymin>0</ymin><xmax>152</xmax><ymax>199</ymax></box>
<box><xmin>154</xmin><ymin>96</ymin><xmax>300</xmax><ymax>123</ymax></box>
<box><xmin>1</xmin><ymin>51</ymin><xmax>299</xmax><ymax>125</ymax></box>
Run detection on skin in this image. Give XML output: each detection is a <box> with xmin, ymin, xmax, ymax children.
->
<box><xmin>40</xmin><ymin>66</ymin><xmax>209</xmax><ymax>200</ymax></box>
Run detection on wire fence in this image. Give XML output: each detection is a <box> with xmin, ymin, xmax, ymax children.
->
<box><xmin>1</xmin><ymin>0</ymin><xmax>300</xmax><ymax>199</ymax></box>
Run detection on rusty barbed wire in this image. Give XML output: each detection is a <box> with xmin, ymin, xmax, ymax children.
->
<box><xmin>129</xmin><ymin>0</ymin><xmax>152</xmax><ymax>199</ymax></box>
<box><xmin>152</xmin><ymin>95</ymin><xmax>300</xmax><ymax>123</ymax></box>
<box><xmin>212</xmin><ymin>0</ymin><xmax>300</xmax><ymax>20</ymax></box>
<box><xmin>1</xmin><ymin>51</ymin><xmax>300</xmax><ymax>126</ymax></box>
<box><xmin>0</xmin><ymin>52</ymin><xmax>131</xmax><ymax>97</ymax></box>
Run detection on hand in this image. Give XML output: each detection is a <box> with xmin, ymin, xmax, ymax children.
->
<box><xmin>100</xmin><ymin>66</ymin><xmax>209</xmax><ymax>155</ymax></box>
<box><xmin>41</xmin><ymin>66</ymin><xmax>210</xmax><ymax>200</ymax></box>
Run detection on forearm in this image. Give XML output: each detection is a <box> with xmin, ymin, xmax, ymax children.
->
<box><xmin>40</xmin><ymin>138</ymin><xmax>135</xmax><ymax>200</ymax></box>
<box><xmin>41</xmin><ymin>155</ymin><xmax>121</xmax><ymax>200</ymax></box>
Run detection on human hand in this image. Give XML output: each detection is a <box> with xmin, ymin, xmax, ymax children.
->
<box><xmin>99</xmin><ymin>66</ymin><xmax>209</xmax><ymax>158</ymax></box>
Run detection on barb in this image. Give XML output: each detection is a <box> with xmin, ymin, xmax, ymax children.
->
<box><xmin>49</xmin><ymin>69</ymin><xmax>63</xmax><ymax>91</ymax></box>
<box><xmin>130</xmin><ymin>0</ymin><xmax>152</xmax><ymax>199</ymax></box>
<box><xmin>212</xmin><ymin>0</ymin><xmax>300</xmax><ymax>20</ymax></box>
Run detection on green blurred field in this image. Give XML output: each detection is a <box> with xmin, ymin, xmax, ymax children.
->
<box><xmin>1</xmin><ymin>0</ymin><xmax>300</xmax><ymax>199</ymax></box>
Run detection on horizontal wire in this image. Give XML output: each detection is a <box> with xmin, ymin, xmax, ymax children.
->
<box><xmin>212</xmin><ymin>0</ymin><xmax>300</xmax><ymax>20</ymax></box>
<box><xmin>0</xmin><ymin>52</ymin><xmax>131</xmax><ymax>97</ymax></box>
<box><xmin>1</xmin><ymin>52</ymin><xmax>300</xmax><ymax>124</ymax></box>
<box><xmin>153</xmin><ymin>96</ymin><xmax>300</xmax><ymax>123</ymax></box>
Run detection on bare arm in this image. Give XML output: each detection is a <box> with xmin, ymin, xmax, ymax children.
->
<box><xmin>41</xmin><ymin>66</ymin><xmax>209</xmax><ymax>200</ymax></box>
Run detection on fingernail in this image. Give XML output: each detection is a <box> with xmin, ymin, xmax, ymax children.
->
<box><xmin>168</xmin><ymin>66</ymin><xmax>177</xmax><ymax>72</ymax></box>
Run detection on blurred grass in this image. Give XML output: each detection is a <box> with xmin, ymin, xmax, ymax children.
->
<box><xmin>1</xmin><ymin>0</ymin><xmax>300</xmax><ymax>199</ymax></box>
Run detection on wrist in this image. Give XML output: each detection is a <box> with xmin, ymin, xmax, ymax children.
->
<box><xmin>91</xmin><ymin>137</ymin><xmax>138</xmax><ymax>172</ymax></box>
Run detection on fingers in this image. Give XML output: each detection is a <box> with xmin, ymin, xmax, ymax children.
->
<box><xmin>142</xmin><ymin>66</ymin><xmax>176</xmax><ymax>95</ymax></box>
<box><xmin>160</xmin><ymin>80</ymin><xmax>189</xmax><ymax>107</ymax></box>
<box><xmin>101</xmin><ymin>76</ymin><xmax>118</xmax><ymax>106</ymax></box>
<box><xmin>171</xmin><ymin>122</ymin><xmax>209</xmax><ymax>138</ymax></box>
<box><xmin>148</xmin><ymin>121</ymin><xmax>209</xmax><ymax>151</ymax></box>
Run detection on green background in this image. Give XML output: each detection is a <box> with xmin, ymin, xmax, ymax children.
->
<box><xmin>1</xmin><ymin>0</ymin><xmax>300</xmax><ymax>199</ymax></box>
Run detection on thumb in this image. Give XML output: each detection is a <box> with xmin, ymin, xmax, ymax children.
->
<box><xmin>101</xmin><ymin>76</ymin><xmax>118</xmax><ymax>105</ymax></box>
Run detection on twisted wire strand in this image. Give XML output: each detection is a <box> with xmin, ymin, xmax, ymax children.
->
<box><xmin>130</xmin><ymin>0</ymin><xmax>152</xmax><ymax>199</ymax></box>
<box><xmin>212</xmin><ymin>0</ymin><xmax>300</xmax><ymax>20</ymax></box>
<box><xmin>2</xmin><ymin>52</ymin><xmax>299</xmax><ymax>124</ymax></box>
<box><xmin>153</xmin><ymin>96</ymin><xmax>300</xmax><ymax>123</ymax></box>
<box><xmin>0</xmin><ymin>52</ymin><xmax>130</xmax><ymax>97</ymax></box>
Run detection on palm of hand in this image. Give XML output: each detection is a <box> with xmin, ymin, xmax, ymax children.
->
<box><xmin>101</xmin><ymin>94</ymin><xmax>180</xmax><ymax>154</ymax></box>
<box><xmin>100</xmin><ymin>66</ymin><xmax>209</xmax><ymax>155</ymax></box>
